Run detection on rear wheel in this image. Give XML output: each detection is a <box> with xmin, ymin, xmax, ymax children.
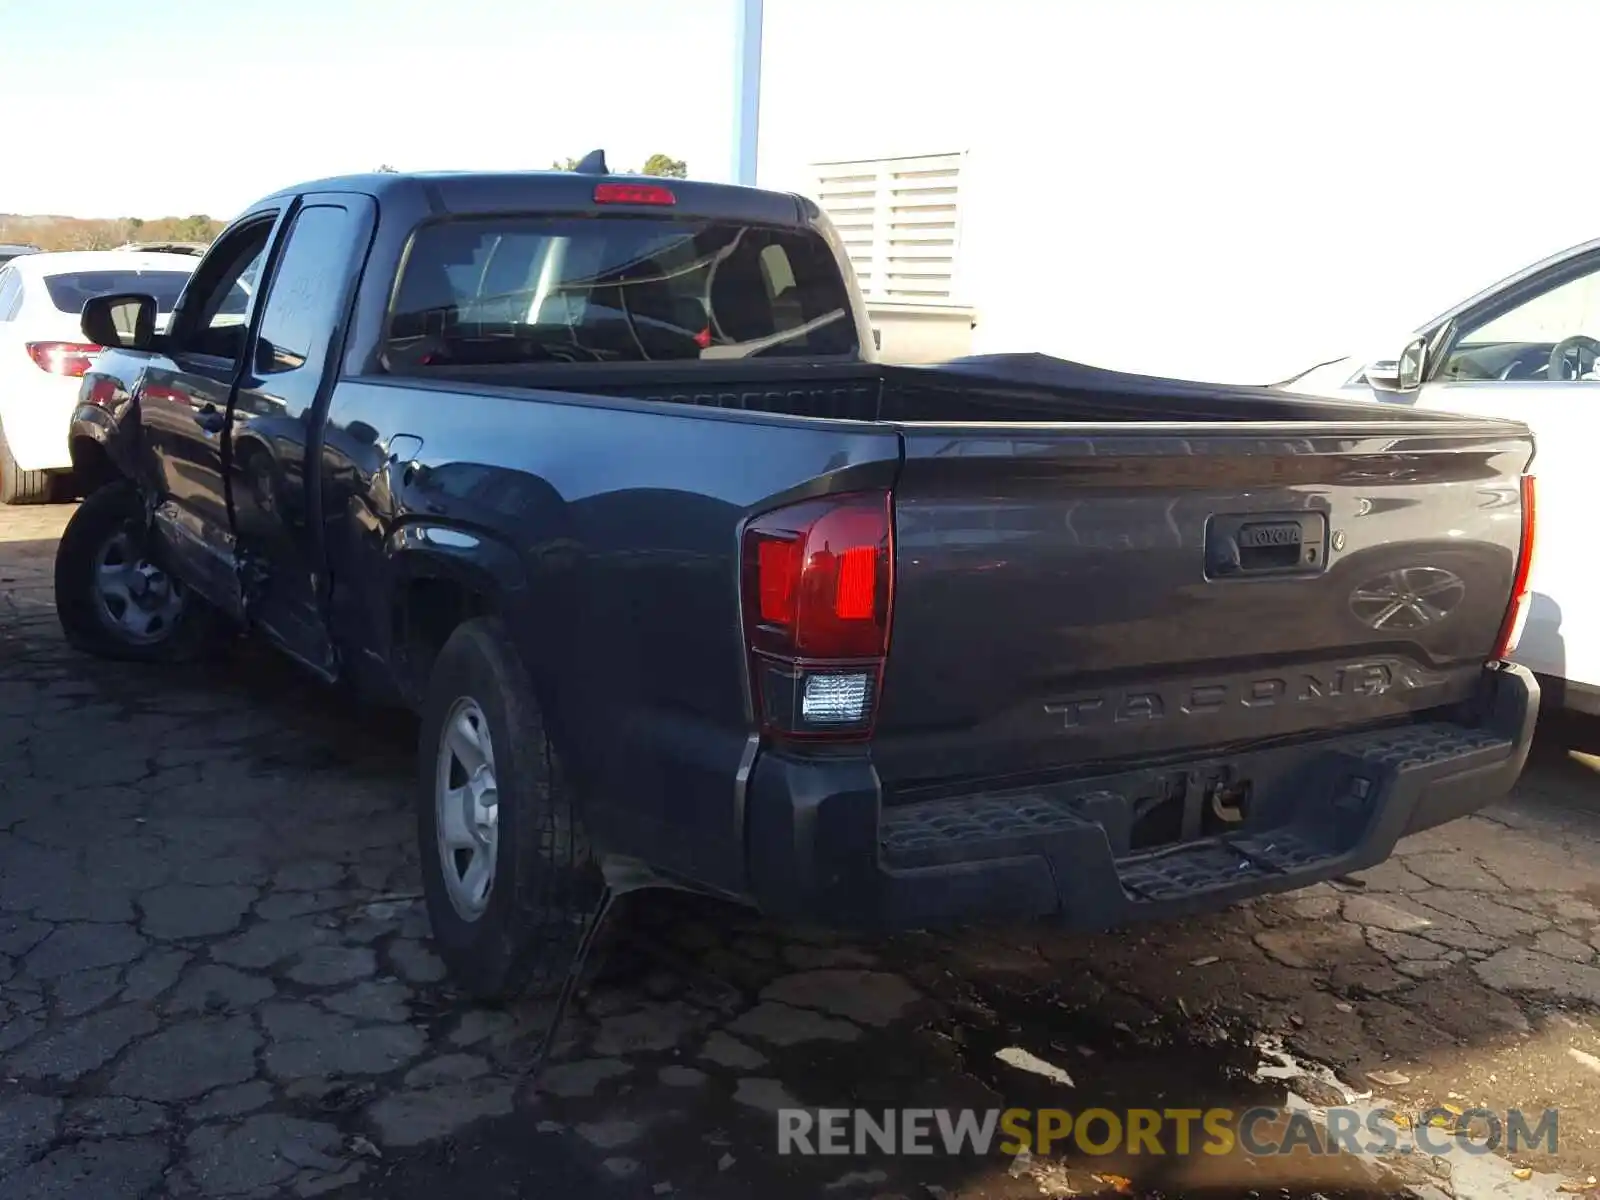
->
<box><xmin>53</xmin><ymin>481</ymin><xmax>219</xmax><ymax>661</ymax></box>
<box><xmin>417</xmin><ymin>616</ymin><xmax>603</xmax><ymax>1001</ymax></box>
<box><xmin>0</xmin><ymin>425</ymin><xmax>51</xmax><ymax>505</ymax></box>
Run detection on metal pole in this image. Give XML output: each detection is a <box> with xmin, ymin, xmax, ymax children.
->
<box><xmin>731</xmin><ymin>0</ymin><xmax>764</xmax><ymax>186</ymax></box>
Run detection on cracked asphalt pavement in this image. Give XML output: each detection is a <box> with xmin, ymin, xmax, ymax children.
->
<box><xmin>6</xmin><ymin>504</ymin><xmax>1600</xmax><ymax>1199</ymax></box>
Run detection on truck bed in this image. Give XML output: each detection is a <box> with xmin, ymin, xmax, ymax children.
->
<box><xmin>349</xmin><ymin>352</ymin><xmax>1531</xmax><ymax>807</ymax></box>
<box><xmin>404</xmin><ymin>351</ymin><xmax>1487</xmax><ymax>425</ymax></box>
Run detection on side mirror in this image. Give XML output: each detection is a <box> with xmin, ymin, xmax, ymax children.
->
<box><xmin>1365</xmin><ymin>336</ymin><xmax>1426</xmax><ymax>394</ymax></box>
<box><xmin>82</xmin><ymin>293</ymin><xmax>158</xmax><ymax>351</ymax></box>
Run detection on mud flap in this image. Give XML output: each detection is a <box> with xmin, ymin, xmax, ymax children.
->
<box><xmin>529</xmin><ymin>857</ymin><xmax>691</xmax><ymax>1074</ymax></box>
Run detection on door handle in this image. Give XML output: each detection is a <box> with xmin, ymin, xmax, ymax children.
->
<box><xmin>1205</xmin><ymin>513</ymin><xmax>1327</xmax><ymax>578</ymax></box>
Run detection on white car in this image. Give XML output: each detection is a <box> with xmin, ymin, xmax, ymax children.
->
<box><xmin>0</xmin><ymin>250</ymin><xmax>204</xmax><ymax>503</ymax></box>
<box><xmin>1279</xmin><ymin>237</ymin><xmax>1600</xmax><ymax>713</ymax></box>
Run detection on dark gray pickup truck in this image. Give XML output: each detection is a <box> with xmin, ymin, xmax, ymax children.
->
<box><xmin>59</xmin><ymin>160</ymin><xmax>1540</xmax><ymax>1001</ymax></box>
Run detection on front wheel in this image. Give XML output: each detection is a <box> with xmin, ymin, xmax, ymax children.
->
<box><xmin>53</xmin><ymin>481</ymin><xmax>219</xmax><ymax>661</ymax></box>
<box><xmin>417</xmin><ymin>616</ymin><xmax>603</xmax><ymax>1001</ymax></box>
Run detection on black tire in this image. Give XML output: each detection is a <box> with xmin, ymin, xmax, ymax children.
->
<box><xmin>0</xmin><ymin>424</ymin><xmax>51</xmax><ymax>505</ymax></box>
<box><xmin>417</xmin><ymin>616</ymin><xmax>602</xmax><ymax>1001</ymax></box>
<box><xmin>53</xmin><ymin>481</ymin><xmax>220</xmax><ymax>661</ymax></box>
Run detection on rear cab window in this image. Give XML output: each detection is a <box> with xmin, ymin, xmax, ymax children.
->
<box><xmin>384</xmin><ymin>215</ymin><xmax>858</xmax><ymax>370</ymax></box>
<box><xmin>43</xmin><ymin>270</ymin><xmax>193</xmax><ymax>315</ymax></box>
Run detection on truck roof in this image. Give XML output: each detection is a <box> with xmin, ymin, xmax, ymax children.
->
<box><xmin>251</xmin><ymin>168</ymin><xmax>814</xmax><ymax>229</ymax></box>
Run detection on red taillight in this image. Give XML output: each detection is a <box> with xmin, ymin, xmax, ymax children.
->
<box><xmin>757</xmin><ymin>538</ymin><xmax>800</xmax><ymax>624</ymax></box>
<box><xmin>1492</xmin><ymin>474</ymin><xmax>1536</xmax><ymax>661</ymax></box>
<box><xmin>593</xmin><ymin>182</ymin><xmax>676</xmax><ymax>206</ymax></box>
<box><xmin>27</xmin><ymin>341</ymin><xmax>102</xmax><ymax>377</ymax></box>
<box><xmin>741</xmin><ymin>492</ymin><xmax>894</xmax><ymax>739</ymax></box>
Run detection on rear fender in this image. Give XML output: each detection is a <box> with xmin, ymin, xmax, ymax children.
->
<box><xmin>385</xmin><ymin>522</ymin><xmax>528</xmax><ymax>596</ymax></box>
<box><xmin>384</xmin><ymin>522</ymin><xmax>530</xmax><ymax>692</ymax></box>
<box><xmin>385</xmin><ymin>521</ymin><xmax>613</xmax><ymax>842</ymax></box>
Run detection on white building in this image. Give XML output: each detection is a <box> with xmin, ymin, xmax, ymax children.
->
<box><xmin>809</xmin><ymin>151</ymin><xmax>977</xmax><ymax>363</ymax></box>
<box><xmin>754</xmin><ymin>0</ymin><xmax>1600</xmax><ymax>383</ymax></box>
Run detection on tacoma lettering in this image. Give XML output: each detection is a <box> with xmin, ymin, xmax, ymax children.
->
<box><xmin>1044</xmin><ymin>662</ymin><xmax>1440</xmax><ymax>731</ymax></box>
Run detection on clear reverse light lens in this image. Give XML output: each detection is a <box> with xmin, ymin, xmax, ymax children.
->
<box><xmin>801</xmin><ymin>673</ymin><xmax>870</xmax><ymax>725</ymax></box>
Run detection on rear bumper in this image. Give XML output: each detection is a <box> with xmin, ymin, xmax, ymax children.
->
<box><xmin>743</xmin><ymin>662</ymin><xmax>1539</xmax><ymax>932</ymax></box>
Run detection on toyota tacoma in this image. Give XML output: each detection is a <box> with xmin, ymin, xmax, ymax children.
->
<box><xmin>58</xmin><ymin>157</ymin><xmax>1540</xmax><ymax>1000</ymax></box>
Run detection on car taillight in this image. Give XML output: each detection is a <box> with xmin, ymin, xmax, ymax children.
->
<box><xmin>27</xmin><ymin>341</ymin><xmax>101</xmax><ymax>377</ymax></box>
<box><xmin>1492</xmin><ymin>474</ymin><xmax>1536</xmax><ymax>661</ymax></box>
<box><xmin>740</xmin><ymin>492</ymin><xmax>894</xmax><ymax>740</ymax></box>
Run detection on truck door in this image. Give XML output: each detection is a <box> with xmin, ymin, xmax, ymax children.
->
<box><xmin>227</xmin><ymin>193</ymin><xmax>377</xmax><ymax>676</ymax></box>
<box><xmin>137</xmin><ymin>208</ymin><xmax>285</xmax><ymax>616</ymax></box>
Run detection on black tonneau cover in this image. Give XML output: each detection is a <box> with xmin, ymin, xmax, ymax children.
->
<box><xmin>893</xmin><ymin>352</ymin><xmax>1518</xmax><ymax>427</ymax></box>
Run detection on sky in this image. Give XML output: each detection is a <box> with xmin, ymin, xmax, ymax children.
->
<box><xmin>4</xmin><ymin>0</ymin><xmax>1597</xmax><ymax>381</ymax></box>
<box><xmin>0</xmin><ymin>0</ymin><xmax>738</xmax><ymax>217</ymax></box>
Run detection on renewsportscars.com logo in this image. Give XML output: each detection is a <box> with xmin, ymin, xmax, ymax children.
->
<box><xmin>776</xmin><ymin>1106</ymin><xmax>1560</xmax><ymax>1159</ymax></box>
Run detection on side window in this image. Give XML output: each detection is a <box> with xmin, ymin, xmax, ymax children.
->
<box><xmin>204</xmin><ymin>245</ymin><xmax>268</xmax><ymax>341</ymax></box>
<box><xmin>173</xmin><ymin>217</ymin><xmax>277</xmax><ymax>363</ymax></box>
<box><xmin>0</xmin><ymin>268</ymin><xmax>20</xmax><ymax>321</ymax></box>
<box><xmin>253</xmin><ymin>205</ymin><xmax>355</xmax><ymax>375</ymax></box>
<box><xmin>218</xmin><ymin>264</ymin><xmax>257</xmax><ymax>317</ymax></box>
<box><xmin>1438</xmin><ymin>261</ymin><xmax>1600</xmax><ymax>383</ymax></box>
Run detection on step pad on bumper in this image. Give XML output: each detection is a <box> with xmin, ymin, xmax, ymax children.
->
<box><xmin>1346</xmin><ymin>722</ymin><xmax>1510</xmax><ymax>770</ymax></box>
<box><xmin>879</xmin><ymin>720</ymin><xmax>1515</xmax><ymax>907</ymax></box>
<box><xmin>1118</xmin><ymin>829</ymin><xmax>1328</xmax><ymax>902</ymax></box>
<box><xmin>880</xmin><ymin>791</ymin><xmax>1103</xmax><ymax>860</ymax></box>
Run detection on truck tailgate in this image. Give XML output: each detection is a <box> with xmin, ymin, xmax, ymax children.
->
<box><xmin>873</xmin><ymin>420</ymin><xmax>1533</xmax><ymax>789</ymax></box>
